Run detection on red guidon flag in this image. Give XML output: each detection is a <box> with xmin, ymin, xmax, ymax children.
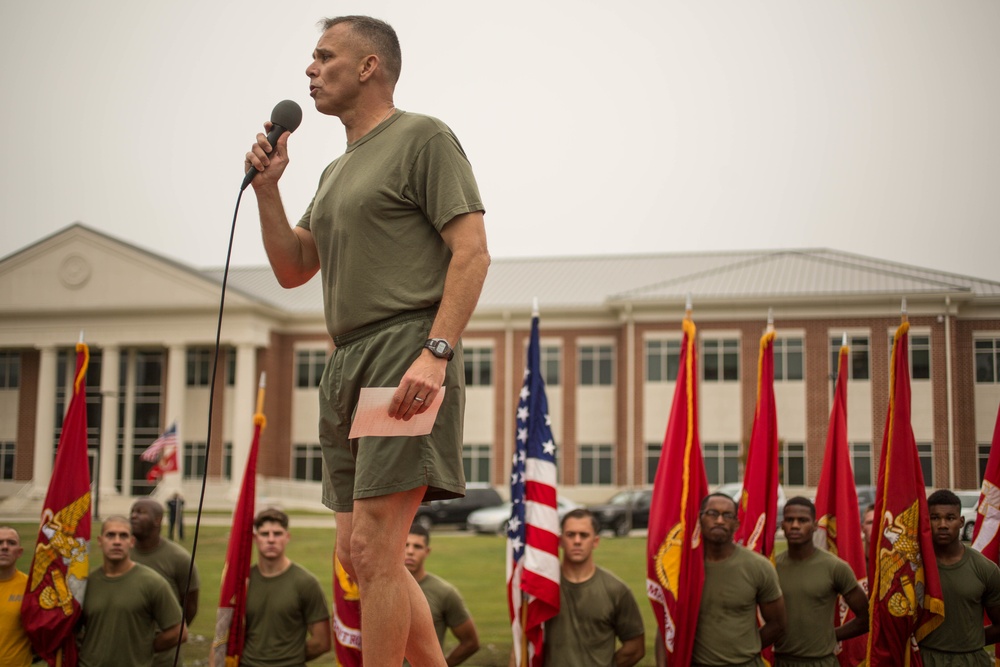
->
<box><xmin>736</xmin><ymin>329</ymin><xmax>780</xmax><ymax>558</ymax></box>
<box><xmin>22</xmin><ymin>342</ymin><xmax>92</xmax><ymax>667</ymax></box>
<box><xmin>866</xmin><ymin>321</ymin><xmax>944</xmax><ymax>666</ymax></box>
<box><xmin>971</xmin><ymin>401</ymin><xmax>1000</xmax><ymax>667</ymax></box>
<box><xmin>210</xmin><ymin>376</ymin><xmax>266</xmax><ymax>667</ymax></box>
<box><xmin>647</xmin><ymin>314</ymin><xmax>709</xmax><ymax>666</ymax></box>
<box><xmin>814</xmin><ymin>343</ymin><xmax>868</xmax><ymax>666</ymax></box>
<box><xmin>333</xmin><ymin>552</ymin><xmax>363</xmax><ymax>666</ymax></box>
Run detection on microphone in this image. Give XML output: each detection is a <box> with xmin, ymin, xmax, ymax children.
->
<box><xmin>241</xmin><ymin>100</ymin><xmax>303</xmax><ymax>191</ymax></box>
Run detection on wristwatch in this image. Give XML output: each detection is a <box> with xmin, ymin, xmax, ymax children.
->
<box><xmin>424</xmin><ymin>338</ymin><xmax>454</xmax><ymax>361</ymax></box>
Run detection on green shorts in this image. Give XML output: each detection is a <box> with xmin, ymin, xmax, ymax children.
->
<box><xmin>318</xmin><ymin>307</ymin><xmax>466</xmax><ymax>513</ymax></box>
<box><xmin>920</xmin><ymin>646</ymin><xmax>992</xmax><ymax>667</ymax></box>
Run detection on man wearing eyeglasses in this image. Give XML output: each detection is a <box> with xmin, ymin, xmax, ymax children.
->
<box><xmin>691</xmin><ymin>493</ymin><xmax>786</xmax><ymax>667</ymax></box>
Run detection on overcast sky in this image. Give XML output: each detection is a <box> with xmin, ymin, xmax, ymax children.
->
<box><xmin>2</xmin><ymin>1</ymin><xmax>998</xmax><ymax>282</ymax></box>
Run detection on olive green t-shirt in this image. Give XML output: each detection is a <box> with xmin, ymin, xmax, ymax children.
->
<box><xmin>242</xmin><ymin>563</ymin><xmax>330</xmax><ymax>667</ymax></box>
<box><xmin>298</xmin><ymin>110</ymin><xmax>484</xmax><ymax>338</ymax></box>
<box><xmin>402</xmin><ymin>572</ymin><xmax>472</xmax><ymax>666</ymax></box>
<box><xmin>79</xmin><ymin>563</ymin><xmax>183</xmax><ymax>667</ymax></box>
<box><xmin>132</xmin><ymin>539</ymin><xmax>201</xmax><ymax>667</ymax></box>
<box><xmin>920</xmin><ymin>546</ymin><xmax>1000</xmax><ymax>654</ymax></box>
<box><xmin>542</xmin><ymin>567</ymin><xmax>645</xmax><ymax>667</ymax></box>
<box><xmin>774</xmin><ymin>548</ymin><xmax>858</xmax><ymax>660</ymax></box>
<box><xmin>418</xmin><ymin>572</ymin><xmax>470</xmax><ymax>645</ymax></box>
<box><xmin>692</xmin><ymin>545</ymin><xmax>783</xmax><ymax>666</ymax></box>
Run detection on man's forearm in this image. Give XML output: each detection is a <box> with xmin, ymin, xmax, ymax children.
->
<box><xmin>447</xmin><ymin>640</ymin><xmax>478</xmax><ymax>667</ymax></box>
<box><xmin>256</xmin><ymin>185</ymin><xmax>317</xmax><ymax>288</ymax></box>
<box><xmin>429</xmin><ymin>245</ymin><xmax>490</xmax><ymax>344</ymax></box>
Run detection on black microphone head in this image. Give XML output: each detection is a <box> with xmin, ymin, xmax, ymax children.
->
<box><xmin>271</xmin><ymin>100</ymin><xmax>303</xmax><ymax>133</ymax></box>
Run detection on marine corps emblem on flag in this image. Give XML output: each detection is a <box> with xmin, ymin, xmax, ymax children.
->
<box><xmin>876</xmin><ymin>500</ymin><xmax>925</xmax><ymax>619</ymax></box>
<box><xmin>29</xmin><ymin>493</ymin><xmax>91</xmax><ymax>615</ymax></box>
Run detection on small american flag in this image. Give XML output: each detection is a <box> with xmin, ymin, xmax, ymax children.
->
<box><xmin>141</xmin><ymin>422</ymin><xmax>177</xmax><ymax>462</ymax></box>
<box><xmin>506</xmin><ymin>311</ymin><xmax>560</xmax><ymax>667</ymax></box>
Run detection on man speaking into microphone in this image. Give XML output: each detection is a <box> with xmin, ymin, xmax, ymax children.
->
<box><xmin>244</xmin><ymin>15</ymin><xmax>489</xmax><ymax>667</ymax></box>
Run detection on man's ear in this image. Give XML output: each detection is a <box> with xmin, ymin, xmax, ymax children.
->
<box><xmin>359</xmin><ymin>54</ymin><xmax>380</xmax><ymax>81</ymax></box>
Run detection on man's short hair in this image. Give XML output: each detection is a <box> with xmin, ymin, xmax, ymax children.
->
<box><xmin>132</xmin><ymin>497</ymin><xmax>164</xmax><ymax>522</ymax></box>
<box><xmin>864</xmin><ymin>503</ymin><xmax>876</xmax><ymax>514</ymax></box>
<box><xmin>0</xmin><ymin>525</ymin><xmax>20</xmax><ymax>542</ymax></box>
<box><xmin>927</xmin><ymin>489</ymin><xmax>962</xmax><ymax>512</ymax></box>
<box><xmin>253</xmin><ymin>508</ymin><xmax>289</xmax><ymax>531</ymax></box>
<box><xmin>700</xmin><ymin>492</ymin><xmax>738</xmax><ymax>514</ymax></box>
<box><xmin>561</xmin><ymin>508</ymin><xmax>599</xmax><ymax>533</ymax></box>
<box><xmin>319</xmin><ymin>15</ymin><xmax>402</xmax><ymax>85</ymax></box>
<box><xmin>408</xmin><ymin>522</ymin><xmax>430</xmax><ymax>545</ymax></box>
<box><xmin>784</xmin><ymin>496</ymin><xmax>816</xmax><ymax>519</ymax></box>
<box><xmin>101</xmin><ymin>515</ymin><xmax>132</xmax><ymax>535</ymax></box>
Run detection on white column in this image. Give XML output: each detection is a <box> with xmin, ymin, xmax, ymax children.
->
<box><xmin>163</xmin><ymin>345</ymin><xmax>187</xmax><ymax>496</ymax></box>
<box><xmin>229</xmin><ymin>343</ymin><xmax>257</xmax><ymax>499</ymax></box>
<box><xmin>32</xmin><ymin>347</ymin><xmax>58</xmax><ymax>496</ymax></box>
<box><xmin>121</xmin><ymin>350</ymin><xmax>136</xmax><ymax>496</ymax></box>
<box><xmin>98</xmin><ymin>345</ymin><xmax>121</xmax><ymax>498</ymax></box>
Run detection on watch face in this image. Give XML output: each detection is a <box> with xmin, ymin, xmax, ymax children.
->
<box><xmin>434</xmin><ymin>341</ymin><xmax>447</xmax><ymax>354</ymax></box>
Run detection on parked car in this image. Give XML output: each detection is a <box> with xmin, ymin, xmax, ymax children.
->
<box><xmin>467</xmin><ymin>496</ymin><xmax>582</xmax><ymax>535</ymax></box>
<box><xmin>588</xmin><ymin>489</ymin><xmax>653</xmax><ymax>536</ymax></box>
<box><xmin>955</xmin><ymin>490</ymin><xmax>981</xmax><ymax>541</ymax></box>
<box><xmin>712</xmin><ymin>482</ymin><xmax>787</xmax><ymax>521</ymax></box>
<box><xmin>413</xmin><ymin>484</ymin><xmax>503</xmax><ymax>530</ymax></box>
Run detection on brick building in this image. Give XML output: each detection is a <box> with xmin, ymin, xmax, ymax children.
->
<box><xmin>1</xmin><ymin>224</ymin><xmax>998</xmax><ymax>509</ymax></box>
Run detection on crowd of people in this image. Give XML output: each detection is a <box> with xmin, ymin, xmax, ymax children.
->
<box><xmin>6</xmin><ymin>489</ymin><xmax>998</xmax><ymax>666</ymax></box>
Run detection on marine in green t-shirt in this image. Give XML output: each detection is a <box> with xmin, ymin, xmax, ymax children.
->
<box><xmin>692</xmin><ymin>493</ymin><xmax>786</xmax><ymax>667</ymax></box>
<box><xmin>242</xmin><ymin>509</ymin><xmax>331</xmax><ymax>667</ymax></box>
<box><xmin>131</xmin><ymin>498</ymin><xmax>201</xmax><ymax>667</ymax></box>
<box><xmin>78</xmin><ymin>517</ymin><xmax>185</xmax><ymax>667</ymax></box>
<box><xmin>540</xmin><ymin>510</ymin><xmax>645</xmax><ymax>667</ymax></box>
<box><xmin>919</xmin><ymin>490</ymin><xmax>1000</xmax><ymax>667</ymax></box>
<box><xmin>774</xmin><ymin>497</ymin><xmax>869</xmax><ymax>666</ymax></box>
<box><xmin>404</xmin><ymin>524</ymin><xmax>479</xmax><ymax>666</ymax></box>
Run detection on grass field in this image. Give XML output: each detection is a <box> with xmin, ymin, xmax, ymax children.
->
<box><xmin>10</xmin><ymin>521</ymin><xmax>669</xmax><ymax>666</ymax></box>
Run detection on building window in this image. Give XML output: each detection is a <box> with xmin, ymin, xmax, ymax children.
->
<box><xmin>186</xmin><ymin>348</ymin><xmax>213</xmax><ymax>387</ymax></box>
<box><xmin>296</xmin><ymin>349</ymin><xmax>326</xmax><ymax>388</ymax></box>
<box><xmin>910</xmin><ymin>336</ymin><xmax>930</xmax><ymax>380</ymax></box>
<box><xmin>464</xmin><ymin>348</ymin><xmax>493</xmax><ymax>387</ymax></box>
<box><xmin>917</xmin><ymin>441</ymin><xmax>933</xmax><ymax>486</ymax></box>
<box><xmin>0</xmin><ymin>441</ymin><xmax>14</xmax><ymax>480</ymax></box>
<box><xmin>646</xmin><ymin>340</ymin><xmax>680</xmax><ymax>383</ymax></box>
<box><xmin>779</xmin><ymin>441</ymin><xmax>805</xmax><ymax>486</ymax></box>
<box><xmin>183</xmin><ymin>442</ymin><xmax>206</xmax><ymax>480</ymax></box>
<box><xmin>541</xmin><ymin>346</ymin><xmax>561</xmax><ymax>387</ymax></box>
<box><xmin>831</xmin><ymin>336</ymin><xmax>870</xmax><ymax>381</ymax></box>
<box><xmin>579</xmin><ymin>345</ymin><xmax>614</xmax><ymax>386</ymax></box>
<box><xmin>223</xmin><ymin>442</ymin><xmax>233</xmax><ymax>480</ymax></box>
<box><xmin>980</xmin><ymin>443</ymin><xmax>992</xmax><ymax>485</ymax></box>
<box><xmin>293</xmin><ymin>444</ymin><xmax>324</xmax><ymax>482</ymax></box>
<box><xmin>703</xmin><ymin>442</ymin><xmax>741</xmax><ymax>485</ymax></box>
<box><xmin>975</xmin><ymin>338</ymin><xmax>1000</xmax><ymax>384</ymax></box>
<box><xmin>463</xmin><ymin>444</ymin><xmax>491</xmax><ymax>483</ymax></box>
<box><xmin>774</xmin><ymin>338</ymin><xmax>804</xmax><ymax>381</ymax></box>
<box><xmin>579</xmin><ymin>444</ymin><xmax>613</xmax><ymax>484</ymax></box>
<box><xmin>703</xmin><ymin>339</ymin><xmax>739</xmax><ymax>382</ymax></box>
<box><xmin>850</xmin><ymin>442</ymin><xmax>872</xmax><ymax>486</ymax></box>
<box><xmin>645</xmin><ymin>443</ymin><xmax>661</xmax><ymax>484</ymax></box>
<box><xmin>0</xmin><ymin>352</ymin><xmax>20</xmax><ymax>389</ymax></box>
<box><xmin>226</xmin><ymin>348</ymin><xmax>237</xmax><ymax>386</ymax></box>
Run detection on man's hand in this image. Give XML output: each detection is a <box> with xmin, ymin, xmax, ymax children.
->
<box><xmin>245</xmin><ymin>121</ymin><xmax>291</xmax><ymax>190</ymax></box>
<box><xmin>389</xmin><ymin>351</ymin><xmax>447</xmax><ymax>420</ymax></box>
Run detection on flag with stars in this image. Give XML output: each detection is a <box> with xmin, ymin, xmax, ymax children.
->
<box><xmin>506</xmin><ymin>312</ymin><xmax>560</xmax><ymax>667</ymax></box>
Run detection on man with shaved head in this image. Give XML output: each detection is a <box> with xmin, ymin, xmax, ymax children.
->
<box><xmin>0</xmin><ymin>526</ymin><xmax>32</xmax><ymax>667</ymax></box>
<box><xmin>131</xmin><ymin>497</ymin><xmax>200</xmax><ymax>666</ymax></box>
<box><xmin>79</xmin><ymin>516</ymin><xmax>186</xmax><ymax>667</ymax></box>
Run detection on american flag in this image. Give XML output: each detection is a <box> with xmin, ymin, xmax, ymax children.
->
<box><xmin>506</xmin><ymin>312</ymin><xmax>560</xmax><ymax>667</ymax></box>
<box><xmin>141</xmin><ymin>422</ymin><xmax>177</xmax><ymax>462</ymax></box>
